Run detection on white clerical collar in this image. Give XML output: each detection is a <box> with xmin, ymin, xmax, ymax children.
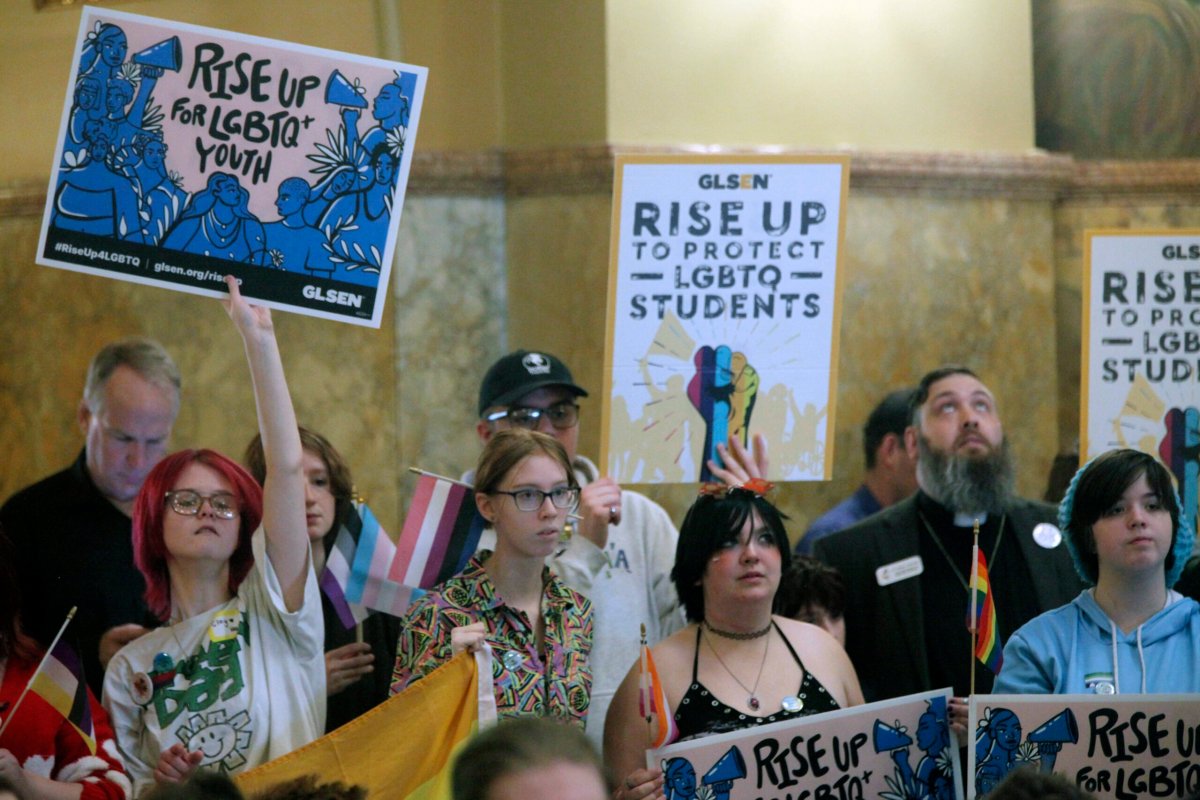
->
<box><xmin>953</xmin><ymin>511</ymin><xmax>988</xmax><ymax>528</ymax></box>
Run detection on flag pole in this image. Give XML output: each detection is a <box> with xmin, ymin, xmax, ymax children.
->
<box><xmin>0</xmin><ymin>606</ymin><xmax>77</xmax><ymax>740</ymax></box>
<box><xmin>640</xmin><ymin>623</ymin><xmax>652</xmax><ymax>747</ymax></box>
<box><xmin>407</xmin><ymin>466</ymin><xmax>582</xmax><ymax>522</ymax></box>
<box><xmin>968</xmin><ymin>520</ymin><xmax>980</xmax><ymax>698</ymax></box>
<box><xmin>407</xmin><ymin>466</ymin><xmax>475</xmax><ymax>490</ymax></box>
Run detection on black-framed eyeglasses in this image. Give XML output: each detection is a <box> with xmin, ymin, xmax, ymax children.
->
<box><xmin>492</xmin><ymin>487</ymin><xmax>579</xmax><ymax>512</ymax></box>
<box><xmin>164</xmin><ymin>490</ymin><xmax>239</xmax><ymax>519</ymax></box>
<box><xmin>485</xmin><ymin>402</ymin><xmax>579</xmax><ymax>431</ymax></box>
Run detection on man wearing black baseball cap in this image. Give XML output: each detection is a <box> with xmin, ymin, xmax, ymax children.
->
<box><xmin>470</xmin><ymin>350</ymin><xmax>683</xmax><ymax>748</ymax></box>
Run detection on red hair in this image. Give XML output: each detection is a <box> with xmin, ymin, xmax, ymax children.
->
<box><xmin>133</xmin><ymin>449</ymin><xmax>263</xmax><ymax>621</ymax></box>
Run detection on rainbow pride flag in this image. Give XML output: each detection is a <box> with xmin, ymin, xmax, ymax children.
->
<box><xmin>30</xmin><ymin>640</ymin><xmax>95</xmax><ymax>753</ymax></box>
<box><xmin>388</xmin><ymin>474</ymin><xmax>484</xmax><ymax>590</ymax></box>
<box><xmin>236</xmin><ymin>649</ymin><xmax>497</xmax><ymax>799</ymax></box>
<box><xmin>967</xmin><ymin>547</ymin><xmax>1003</xmax><ymax>673</ymax></box>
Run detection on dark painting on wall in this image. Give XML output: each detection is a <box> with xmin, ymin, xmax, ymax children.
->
<box><xmin>1033</xmin><ymin>0</ymin><xmax>1200</xmax><ymax>159</ymax></box>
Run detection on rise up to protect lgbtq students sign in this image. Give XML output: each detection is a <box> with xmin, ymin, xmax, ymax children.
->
<box><xmin>37</xmin><ymin>6</ymin><xmax>426</xmax><ymax>327</ymax></box>
<box><xmin>600</xmin><ymin>154</ymin><xmax>849</xmax><ymax>484</ymax></box>
<box><xmin>1082</xmin><ymin>230</ymin><xmax>1200</xmax><ymax>520</ymax></box>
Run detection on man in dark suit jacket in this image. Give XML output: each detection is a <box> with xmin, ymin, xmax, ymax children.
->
<box><xmin>815</xmin><ymin>366</ymin><xmax>1084</xmax><ymax>708</ymax></box>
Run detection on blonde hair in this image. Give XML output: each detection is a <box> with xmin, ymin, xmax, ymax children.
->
<box><xmin>474</xmin><ymin>429</ymin><xmax>577</xmax><ymax>496</ymax></box>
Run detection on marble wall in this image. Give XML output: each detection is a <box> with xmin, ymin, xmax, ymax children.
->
<box><xmin>5</xmin><ymin>150</ymin><xmax>1200</xmax><ymax>546</ymax></box>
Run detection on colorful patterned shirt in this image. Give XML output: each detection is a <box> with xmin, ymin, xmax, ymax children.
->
<box><xmin>390</xmin><ymin>552</ymin><xmax>593</xmax><ymax>725</ymax></box>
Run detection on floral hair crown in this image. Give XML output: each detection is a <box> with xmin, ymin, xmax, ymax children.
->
<box><xmin>698</xmin><ymin>477</ymin><xmax>775</xmax><ymax>499</ymax></box>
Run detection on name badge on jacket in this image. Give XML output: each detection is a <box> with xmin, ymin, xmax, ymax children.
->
<box><xmin>876</xmin><ymin>555</ymin><xmax>924</xmax><ymax>587</ymax></box>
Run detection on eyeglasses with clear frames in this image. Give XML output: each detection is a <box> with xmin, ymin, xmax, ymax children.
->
<box><xmin>485</xmin><ymin>402</ymin><xmax>579</xmax><ymax>431</ymax></box>
<box><xmin>492</xmin><ymin>487</ymin><xmax>580</xmax><ymax>512</ymax></box>
<box><xmin>164</xmin><ymin>490</ymin><xmax>239</xmax><ymax>519</ymax></box>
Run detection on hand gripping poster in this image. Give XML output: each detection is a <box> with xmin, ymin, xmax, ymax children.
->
<box><xmin>1082</xmin><ymin>231</ymin><xmax>1200</xmax><ymax>520</ymax></box>
<box><xmin>968</xmin><ymin>694</ymin><xmax>1200</xmax><ymax>799</ymax></box>
<box><xmin>601</xmin><ymin>155</ymin><xmax>848</xmax><ymax>483</ymax></box>
<box><xmin>37</xmin><ymin>7</ymin><xmax>427</xmax><ymax>327</ymax></box>
<box><xmin>648</xmin><ymin>690</ymin><xmax>962</xmax><ymax>800</ymax></box>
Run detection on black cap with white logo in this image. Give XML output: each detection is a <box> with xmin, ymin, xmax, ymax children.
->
<box><xmin>477</xmin><ymin>350</ymin><xmax>589</xmax><ymax>417</ymax></box>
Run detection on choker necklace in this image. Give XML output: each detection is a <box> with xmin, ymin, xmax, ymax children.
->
<box><xmin>703</xmin><ymin>620</ymin><xmax>772</xmax><ymax>640</ymax></box>
<box><xmin>704</xmin><ymin>625</ymin><xmax>770</xmax><ymax>711</ymax></box>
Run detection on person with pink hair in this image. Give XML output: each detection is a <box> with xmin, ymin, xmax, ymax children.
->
<box><xmin>103</xmin><ymin>277</ymin><xmax>324</xmax><ymax>795</ymax></box>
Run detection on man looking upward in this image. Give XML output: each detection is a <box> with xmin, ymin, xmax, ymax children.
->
<box><xmin>815</xmin><ymin>366</ymin><xmax>1083</xmax><ymax>705</ymax></box>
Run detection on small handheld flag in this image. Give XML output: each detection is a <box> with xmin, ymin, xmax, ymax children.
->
<box><xmin>967</xmin><ymin>525</ymin><xmax>1003</xmax><ymax>678</ymax></box>
<box><xmin>638</xmin><ymin>624</ymin><xmax>678</xmax><ymax>749</ymax></box>
<box><xmin>388</xmin><ymin>470</ymin><xmax>485</xmax><ymax>590</ymax></box>
<box><xmin>0</xmin><ymin>607</ymin><xmax>96</xmax><ymax>753</ymax></box>
<box><xmin>322</xmin><ymin>501</ymin><xmax>424</xmax><ymax>629</ymax></box>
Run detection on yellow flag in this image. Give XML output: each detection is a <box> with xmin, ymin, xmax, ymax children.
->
<box><xmin>237</xmin><ymin>649</ymin><xmax>496</xmax><ymax>799</ymax></box>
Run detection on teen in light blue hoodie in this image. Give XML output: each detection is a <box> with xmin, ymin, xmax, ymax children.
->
<box><xmin>994</xmin><ymin>448</ymin><xmax>1199</xmax><ymax>695</ymax></box>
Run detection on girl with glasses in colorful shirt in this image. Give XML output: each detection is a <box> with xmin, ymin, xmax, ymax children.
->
<box><xmin>391</xmin><ymin>428</ymin><xmax>594</xmax><ymax>725</ymax></box>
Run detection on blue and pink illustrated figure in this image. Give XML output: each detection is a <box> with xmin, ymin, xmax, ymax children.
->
<box><xmin>660</xmin><ymin>747</ymin><xmax>745</xmax><ymax>800</ymax></box>
<box><xmin>303</xmin><ymin>69</ymin><xmax>415</xmax><ymax>283</ymax></box>
<box><xmin>1160</xmin><ymin>406</ymin><xmax>1199</xmax><ymax>527</ymax></box>
<box><xmin>688</xmin><ymin>346</ymin><xmax>760</xmax><ymax>480</ymax></box>
<box><xmin>875</xmin><ymin>697</ymin><xmax>955</xmax><ymax>800</ymax></box>
<box><xmin>53</xmin><ymin>22</ymin><xmax>178</xmax><ymax>243</ymax></box>
<box><xmin>973</xmin><ymin>707</ymin><xmax>1077</xmax><ymax>796</ymax></box>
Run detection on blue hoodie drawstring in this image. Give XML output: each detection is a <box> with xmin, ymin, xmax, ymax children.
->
<box><xmin>1107</xmin><ymin>598</ymin><xmax>1162</xmax><ymax>693</ymax></box>
<box><xmin>1109</xmin><ymin>618</ymin><xmax>1120</xmax><ymax>693</ymax></box>
<box><xmin>1136</xmin><ymin>625</ymin><xmax>1147</xmax><ymax>693</ymax></box>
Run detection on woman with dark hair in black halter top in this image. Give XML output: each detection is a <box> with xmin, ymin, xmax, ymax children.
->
<box><xmin>604</xmin><ymin>438</ymin><xmax>863</xmax><ymax>799</ymax></box>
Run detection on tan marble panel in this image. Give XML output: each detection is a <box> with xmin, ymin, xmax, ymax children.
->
<box><xmin>392</xmin><ymin>194</ymin><xmax>507</xmax><ymax>497</ymax></box>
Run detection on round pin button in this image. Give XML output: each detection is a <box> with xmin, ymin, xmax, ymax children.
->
<box><xmin>1033</xmin><ymin>523</ymin><xmax>1062</xmax><ymax>549</ymax></box>
<box><xmin>781</xmin><ymin>695</ymin><xmax>804</xmax><ymax>713</ymax></box>
<box><xmin>131</xmin><ymin>672</ymin><xmax>153</xmax><ymax>705</ymax></box>
<box><xmin>1094</xmin><ymin>681</ymin><xmax>1116</xmax><ymax>695</ymax></box>
<box><xmin>501</xmin><ymin>650</ymin><xmax>524</xmax><ymax>672</ymax></box>
<box><xmin>152</xmin><ymin>652</ymin><xmax>174</xmax><ymax>672</ymax></box>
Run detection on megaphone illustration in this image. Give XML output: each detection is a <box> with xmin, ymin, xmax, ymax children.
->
<box><xmin>325</xmin><ymin>69</ymin><xmax>368</xmax><ymax>109</ymax></box>
<box><xmin>133</xmin><ymin>36</ymin><xmax>182</xmax><ymax>72</ymax></box>
<box><xmin>702</xmin><ymin>747</ymin><xmax>746</xmax><ymax>800</ymax></box>
<box><xmin>1028</xmin><ymin>709</ymin><xmax>1078</xmax><ymax>745</ymax></box>
<box><xmin>873</xmin><ymin>720</ymin><xmax>914</xmax><ymax>753</ymax></box>
<box><xmin>1027</xmin><ymin>709</ymin><xmax>1078</xmax><ymax>774</ymax></box>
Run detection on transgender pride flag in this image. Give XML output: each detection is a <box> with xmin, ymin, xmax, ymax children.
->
<box><xmin>322</xmin><ymin>502</ymin><xmax>421</xmax><ymax>628</ymax></box>
<box><xmin>387</xmin><ymin>473</ymin><xmax>484</xmax><ymax>591</ymax></box>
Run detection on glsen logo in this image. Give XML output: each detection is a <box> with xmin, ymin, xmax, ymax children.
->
<box><xmin>698</xmin><ymin>173</ymin><xmax>770</xmax><ymax>190</ymax></box>
<box><xmin>302</xmin><ymin>285</ymin><xmax>363</xmax><ymax>308</ymax></box>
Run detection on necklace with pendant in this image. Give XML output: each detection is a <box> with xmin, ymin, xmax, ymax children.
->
<box><xmin>703</xmin><ymin>623</ymin><xmax>770</xmax><ymax>711</ymax></box>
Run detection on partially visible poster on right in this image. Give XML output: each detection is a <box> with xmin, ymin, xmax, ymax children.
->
<box><xmin>1083</xmin><ymin>230</ymin><xmax>1200</xmax><ymax>521</ymax></box>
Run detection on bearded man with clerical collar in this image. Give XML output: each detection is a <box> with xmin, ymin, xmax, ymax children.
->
<box><xmin>814</xmin><ymin>366</ymin><xmax>1085</xmax><ymax>705</ymax></box>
